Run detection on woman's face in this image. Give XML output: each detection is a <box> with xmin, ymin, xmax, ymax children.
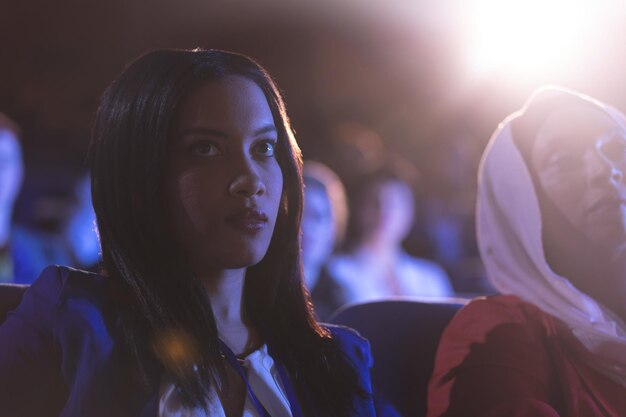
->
<box><xmin>358</xmin><ymin>179</ymin><xmax>414</xmax><ymax>245</ymax></box>
<box><xmin>531</xmin><ymin>105</ymin><xmax>626</xmax><ymax>247</ymax></box>
<box><xmin>165</xmin><ymin>76</ymin><xmax>283</xmax><ymax>274</ymax></box>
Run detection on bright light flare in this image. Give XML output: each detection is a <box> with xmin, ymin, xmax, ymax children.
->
<box><xmin>465</xmin><ymin>0</ymin><xmax>600</xmax><ymax>78</ymax></box>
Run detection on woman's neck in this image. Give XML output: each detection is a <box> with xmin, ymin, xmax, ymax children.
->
<box><xmin>548</xmin><ymin>239</ymin><xmax>626</xmax><ymax>322</ymax></box>
<box><xmin>357</xmin><ymin>239</ymin><xmax>401</xmax><ymax>260</ymax></box>
<box><xmin>605</xmin><ymin>254</ymin><xmax>626</xmax><ymax>322</ymax></box>
<box><xmin>202</xmin><ymin>269</ymin><xmax>246</xmax><ymax>321</ymax></box>
<box><xmin>200</xmin><ymin>268</ymin><xmax>260</xmax><ymax>355</ymax></box>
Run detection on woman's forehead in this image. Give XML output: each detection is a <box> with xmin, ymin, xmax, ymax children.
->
<box><xmin>533</xmin><ymin>104</ymin><xmax>621</xmax><ymax>152</ymax></box>
<box><xmin>165</xmin><ymin>77</ymin><xmax>277</xmax><ymax>154</ymax></box>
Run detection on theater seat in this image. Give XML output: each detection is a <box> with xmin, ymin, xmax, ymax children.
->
<box><xmin>330</xmin><ymin>298</ymin><xmax>465</xmax><ymax>417</ymax></box>
<box><xmin>0</xmin><ymin>283</ymin><xmax>28</xmax><ymax>324</ymax></box>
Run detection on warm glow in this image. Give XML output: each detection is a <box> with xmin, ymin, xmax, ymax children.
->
<box><xmin>464</xmin><ymin>0</ymin><xmax>602</xmax><ymax>78</ymax></box>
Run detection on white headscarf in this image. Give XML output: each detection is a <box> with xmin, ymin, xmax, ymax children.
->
<box><xmin>477</xmin><ymin>86</ymin><xmax>626</xmax><ymax>386</ymax></box>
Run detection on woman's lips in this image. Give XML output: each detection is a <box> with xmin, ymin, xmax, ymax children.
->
<box><xmin>588</xmin><ymin>196</ymin><xmax>626</xmax><ymax>214</ymax></box>
<box><xmin>225</xmin><ymin>208</ymin><xmax>268</xmax><ymax>233</ymax></box>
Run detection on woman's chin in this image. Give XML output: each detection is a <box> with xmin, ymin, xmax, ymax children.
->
<box><xmin>586</xmin><ymin>226</ymin><xmax>626</xmax><ymax>252</ymax></box>
<box><xmin>190</xmin><ymin>249</ymin><xmax>268</xmax><ymax>274</ymax></box>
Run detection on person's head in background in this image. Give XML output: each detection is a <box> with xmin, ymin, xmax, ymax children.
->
<box><xmin>479</xmin><ymin>86</ymin><xmax>626</xmax><ymax>322</ymax></box>
<box><xmin>0</xmin><ymin>114</ymin><xmax>23</xmax><ymax>246</ymax></box>
<box><xmin>301</xmin><ymin>161</ymin><xmax>347</xmax><ymax>288</ymax></box>
<box><xmin>344</xmin><ymin>155</ymin><xmax>419</xmax><ymax>254</ymax></box>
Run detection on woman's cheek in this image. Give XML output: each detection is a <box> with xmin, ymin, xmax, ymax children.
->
<box><xmin>177</xmin><ymin>171</ymin><xmax>212</xmax><ymax>233</ymax></box>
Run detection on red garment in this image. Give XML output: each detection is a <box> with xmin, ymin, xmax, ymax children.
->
<box><xmin>427</xmin><ymin>295</ymin><xmax>626</xmax><ymax>417</ymax></box>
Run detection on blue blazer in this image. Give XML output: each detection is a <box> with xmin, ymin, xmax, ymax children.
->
<box><xmin>0</xmin><ymin>266</ymin><xmax>377</xmax><ymax>417</ymax></box>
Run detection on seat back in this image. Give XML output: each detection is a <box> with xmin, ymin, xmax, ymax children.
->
<box><xmin>0</xmin><ymin>283</ymin><xmax>28</xmax><ymax>325</ymax></box>
<box><xmin>331</xmin><ymin>298</ymin><xmax>464</xmax><ymax>417</ymax></box>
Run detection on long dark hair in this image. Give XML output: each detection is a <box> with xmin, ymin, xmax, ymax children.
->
<box><xmin>89</xmin><ymin>48</ymin><xmax>363</xmax><ymax>415</ymax></box>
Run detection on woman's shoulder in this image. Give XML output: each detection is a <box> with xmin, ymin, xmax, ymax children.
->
<box><xmin>323</xmin><ymin>324</ymin><xmax>373</xmax><ymax>367</ymax></box>
<box><xmin>14</xmin><ymin>265</ymin><xmax>114</xmax><ymax>331</ymax></box>
<box><xmin>437</xmin><ymin>294</ymin><xmax>559</xmax><ymax>361</ymax></box>
<box><xmin>452</xmin><ymin>295</ymin><xmax>554</xmax><ymax>329</ymax></box>
<box><xmin>28</xmin><ymin>264</ymin><xmax>108</xmax><ymax>301</ymax></box>
<box><xmin>324</xmin><ymin>323</ymin><xmax>367</xmax><ymax>342</ymax></box>
<box><xmin>398</xmin><ymin>253</ymin><xmax>454</xmax><ymax>296</ymax></box>
<box><xmin>326</xmin><ymin>253</ymin><xmax>361</xmax><ymax>277</ymax></box>
<box><xmin>428</xmin><ymin>298</ymin><xmax>566</xmax><ymax>416</ymax></box>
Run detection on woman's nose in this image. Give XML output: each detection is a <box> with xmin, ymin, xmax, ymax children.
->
<box><xmin>610</xmin><ymin>167</ymin><xmax>624</xmax><ymax>186</ymax></box>
<box><xmin>228</xmin><ymin>162</ymin><xmax>266</xmax><ymax>198</ymax></box>
<box><xmin>595</xmin><ymin>137</ymin><xmax>626</xmax><ymax>187</ymax></box>
<box><xmin>589</xmin><ymin>156</ymin><xmax>624</xmax><ymax>188</ymax></box>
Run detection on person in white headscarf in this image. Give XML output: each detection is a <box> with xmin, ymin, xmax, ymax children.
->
<box><xmin>427</xmin><ymin>86</ymin><xmax>626</xmax><ymax>417</ymax></box>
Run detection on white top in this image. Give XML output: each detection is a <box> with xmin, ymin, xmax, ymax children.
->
<box><xmin>327</xmin><ymin>251</ymin><xmax>454</xmax><ymax>304</ymax></box>
<box><xmin>159</xmin><ymin>344</ymin><xmax>293</xmax><ymax>417</ymax></box>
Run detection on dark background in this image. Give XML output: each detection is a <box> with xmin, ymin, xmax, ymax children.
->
<box><xmin>2</xmin><ymin>0</ymin><xmax>625</xmax><ymax>287</ymax></box>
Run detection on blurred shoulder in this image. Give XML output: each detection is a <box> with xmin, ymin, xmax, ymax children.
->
<box><xmin>326</xmin><ymin>254</ymin><xmax>360</xmax><ymax>277</ymax></box>
<box><xmin>30</xmin><ymin>264</ymin><xmax>107</xmax><ymax>294</ymax></box>
<box><xmin>445</xmin><ymin>295</ymin><xmax>554</xmax><ymax>340</ymax></box>
<box><xmin>325</xmin><ymin>323</ymin><xmax>367</xmax><ymax>344</ymax></box>
<box><xmin>25</xmin><ymin>265</ymin><xmax>111</xmax><ymax>313</ymax></box>
<box><xmin>458</xmin><ymin>295</ymin><xmax>548</xmax><ymax>320</ymax></box>
<box><xmin>323</xmin><ymin>323</ymin><xmax>372</xmax><ymax>366</ymax></box>
<box><xmin>6</xmin><ymin>265</ymin><xmax>113</xmax><ymax>341</ymax></box>
<box><xmin>402</xmin><ymin>253</ymin><xmax>449</xmax><ymax>278</ymax></box>
<box><xmin>400</xmin><ymin>253</ymin><xmax>454</xmax><ymax>296</ymax></box>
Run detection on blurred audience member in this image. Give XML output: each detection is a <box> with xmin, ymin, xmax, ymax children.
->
<box><xmin>328</xmin><ymin>157</ymin><xmax>454</xmax><ymax>304</ymax></box>
<box><xmin>0</xmin><ymin>114</ymin><xmax>100</xmax><ymax>283</ymax></box>
<box><xmin>11</xmin><ymin>173</ymin><xmax>100</xmax><ymax>282</ymax></box>
<box><xmin>302</xmin><ymin>161</ymin><xmax>350</xmax><ymax>319</ymax></box>
<box><xmin>0</xmin><ymin>114</ymin><xmax>24</xmax><ymax>282</ymax></box>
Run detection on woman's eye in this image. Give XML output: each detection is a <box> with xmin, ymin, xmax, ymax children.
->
<box><xmin>255</xmin><ymin>140</ymin><xmax>276</xmax><ymax>157</ymax></box>
<box><xmin>544</xmin><ymin>151</ymin><xmax>578</xmax><ymax>171</ymax></box>
<box><xmin>190</xmin><ymin>141</ymin><xmax>220</xmax><ymax>157</ymax></box>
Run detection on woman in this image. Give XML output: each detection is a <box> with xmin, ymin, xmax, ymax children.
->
<box><xmin>0</xmin><ymin>49</ymin><xmax>375</xmax><ymax>417</ymax></box>
<box><xmin>427</xmin><ymin>87</ymin><xmax>626</xmax><ymax>416</ymax></box>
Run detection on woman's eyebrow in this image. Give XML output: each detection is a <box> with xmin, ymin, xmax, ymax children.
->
<box><xmin>176</xmin><ymin>124</ymin><xmax>277</xmax><ymax>139</ymax></box>
<box><xmin>177</xmin><ymin>127</ymin><xmax>227</xmax><ymax>139</ymax></box>
<box><xmin>253</xmin><ymin>124</ymin><xmax>277</xmax><ymax>136</ymax></box>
